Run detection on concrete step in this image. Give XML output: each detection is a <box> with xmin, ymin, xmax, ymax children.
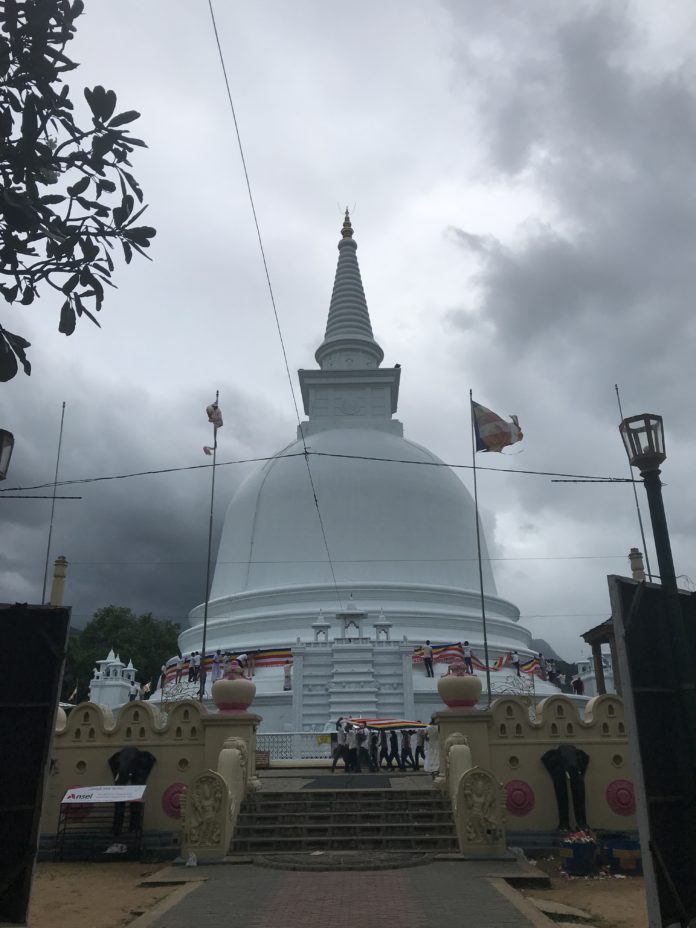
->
<box><xmin>235</xmin><ymin>822</ymin><xmax>456</xmax><ymax>838</ymax></box>
<box><xmin>232</xmin><ymin>834</ymin><xmax>458</xmax><ymax>852</ymax></box>
<box><xmin>236</xmin><ymin>810</ymin><xmax>455</xmax><ymax>824</ymax></box>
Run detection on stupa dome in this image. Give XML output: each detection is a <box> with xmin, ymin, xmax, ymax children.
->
<box><xmin>178</xmin><ymin>212</ymin><xmax>556</xmax><ymax>728</ymax></box>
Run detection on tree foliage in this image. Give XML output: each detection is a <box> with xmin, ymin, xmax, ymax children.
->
<box><xmin>0</xmin><ymin>0</ymin><xmax>155</xmax><ymax>381</ymax></box>
<box><xmin>63</xmin><ymin>605</ymin><xmax>179</xmax><ymax>701</ymax></box>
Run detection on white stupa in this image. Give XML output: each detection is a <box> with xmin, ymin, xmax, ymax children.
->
<box><xmin>179</xmin><ymin>212</ymin><xmax>560</xmax><ymax>730</ymax></box>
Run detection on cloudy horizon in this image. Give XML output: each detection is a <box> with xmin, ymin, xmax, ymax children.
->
<box><xmin>2</xmin><ymin>0</ymin><xmax>695</xmax><ymax>664</ymax></box>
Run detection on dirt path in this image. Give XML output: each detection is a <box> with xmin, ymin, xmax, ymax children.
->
<box><xmin>523</xmin><ymin>856</ymin><xmax>648</xmax><ymax>928</ymax></box>
<box><xmin>29</xmin><ymin>863</ymin><xmax>177</xmax><ymax>928</ymax></box>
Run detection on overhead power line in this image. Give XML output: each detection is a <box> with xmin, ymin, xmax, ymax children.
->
<box><xmin>205</xmin><ymin>0</ymin><xmax>343</xmax><ymax>608</ymax></box>
<box><xmin>0</xmin><ymin>449</ymin><xmax>635</xmax><ymax>494</ymax></box>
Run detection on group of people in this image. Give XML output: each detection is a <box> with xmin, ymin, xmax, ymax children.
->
<box><xmin>331</xmin><ymin>718</ymin><xmax>439</xmax><ymax>775</ymax></box>
<box><xmin>158</xmin><ymin>651</ymin><xmax>294</xmax><ymax>693</ymax></box>
<box><xmin>422</xmin><ymin>640</ymin><xmax>476</xmax><ymax>677</ymax></box>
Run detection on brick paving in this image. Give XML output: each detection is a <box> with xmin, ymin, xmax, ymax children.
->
<box><xmin>147</xmin><ymin>861</ymin><xmax>538</xmax><ymax>928</ymax></box>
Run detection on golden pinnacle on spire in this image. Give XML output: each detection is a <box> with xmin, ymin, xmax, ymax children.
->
<box><xmin>341</xmin><ymin>207</ymin><xmax>354</xmax><ymax>239</ymax></box>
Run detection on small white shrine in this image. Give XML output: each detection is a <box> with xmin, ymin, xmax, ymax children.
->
<box><xmin>88</xmin><ymin>649</ymin><xmax>137</xmax><ymax>709</ymax></box>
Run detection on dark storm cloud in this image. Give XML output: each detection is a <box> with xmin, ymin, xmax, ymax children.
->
<box><xmin>438</xmin><ymin>0</ymin><xmax>696</xmax><ymax>646</ymax></box>
<box><xmin>1</xmin><ymin>353</ymin><xmax>293</xmax><ymax>629</ymax></box>
<box><xmin>3</xmin><ymin>0</ymin><xmax>695</xmax><ymax>663</ymax></box>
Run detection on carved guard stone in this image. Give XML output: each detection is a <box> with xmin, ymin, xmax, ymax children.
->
<box><xmin>455</xmin><ymin>766</ymin><xmax>506</xmax><ymax>854</ymax></box>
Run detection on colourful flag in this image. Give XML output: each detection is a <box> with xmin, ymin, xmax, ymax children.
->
<box><xmin>472</xmin><ymin>401</ymin><xmax>523</xmax><ymax>453</ymax></box>
<box><xmin>203</xmin><ymin>446</ymin><xmax>214</xmax><ymax>456</ymax></box>
<box><xmin>206</xmin><ymin>402</ymin><xmax>223</xmax><ymax>429</ymax></box>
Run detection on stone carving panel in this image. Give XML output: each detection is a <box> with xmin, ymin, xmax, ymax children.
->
<box><xmin>183</xmin><ymin>771</ymin><xmax>227</xmax><ymax>849</ymax></box>
<box><xmin>458</xmin><ymin>767</ymin><xmax>505</xmax><ymax>846</ymax></box>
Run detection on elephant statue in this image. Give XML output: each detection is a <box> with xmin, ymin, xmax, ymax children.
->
<box><xmin>541</xmin><ymin>744</ymin><xmax>590</xmax><ymax>832</ymax></box>
<box><xmin>108</xmin><ymin>747</ymin><xmax>156</xmax><ymax>835</ymax></box>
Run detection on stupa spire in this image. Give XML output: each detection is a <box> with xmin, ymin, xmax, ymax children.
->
<box><xmin>315</xmin><ymin>210</ymin><xmax>384</xmax><ymax>369</ymax></box>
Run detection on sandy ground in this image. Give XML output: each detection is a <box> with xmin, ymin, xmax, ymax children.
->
<box><xmin>28</xmin><ymin>856</ymin><xmax>649</xmax><ymax>928</ymax></box>
<box><xmin>523</xmin><ymin>855</ymin><xmax>648</xmax><ymax>928</ymax></box>
<box><xmin>28</xmin><ymin>863</ymin><xmax>178</xmax><ymax>928</ymax></box>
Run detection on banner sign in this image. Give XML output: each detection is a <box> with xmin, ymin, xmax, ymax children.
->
<box><xmin>62</xmin><ymin>785</ymin><xmax>146</xmax><ymax>804</ymax></box>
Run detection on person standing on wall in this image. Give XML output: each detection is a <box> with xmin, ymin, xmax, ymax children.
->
<box><xmin>511</xmin><ymin>651</ymin><xmax>521</xmax><ymax>677</ymax></box>
<box><xmin>128</xmin><ymin>680</ymin><xmax>139</xmax><ymax>702</ymax></box>
<box><xmin>174</xmin><ymin>655</ymin><xmax>184</xmax><ymax>684</ymax></box>
<box><xmin>462</xmin><ymin>641</ymin><xmax>474</xmax><ymax>675</ymax></box>
<box><xmin>422</xmin><ymin>640</ymin><xmax>434</xmax><ymax>678</ymax></box>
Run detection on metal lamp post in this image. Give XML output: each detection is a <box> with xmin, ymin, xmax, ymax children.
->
<box><xmin>619</xmin><ymin>414</ymin><xmax>676</xmax><ymax>592</ymax></box>
<box><xmin>0</xmin><ymin>429</ymin><xmax>14</xmax><ymax>480</ymax></box>
<box><xmin>619</xmin><ymin>410</ymin><xmax>696</xmax><ymax>755</ymax></box>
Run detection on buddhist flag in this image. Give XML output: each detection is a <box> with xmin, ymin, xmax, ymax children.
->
<box><xmin>472</xmin><ymin>401</ymin><xmax>523</xmax><ymax>453</ymax></box>
<box><xmin>206</xmin><ymin>402</ymin><xmax>223</xmax><ymax>429</ymax></box>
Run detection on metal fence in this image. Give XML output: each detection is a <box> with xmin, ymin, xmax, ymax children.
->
<box><xmin>256</xmin><ymin>731</ymin><xmax>334</xmax><ymax>762</ymax></box>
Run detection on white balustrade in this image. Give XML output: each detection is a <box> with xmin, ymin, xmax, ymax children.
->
<box><xmin>256</xmin><ymin>731</ymin><xmax>334</xmax><ymax>761</ymax></box>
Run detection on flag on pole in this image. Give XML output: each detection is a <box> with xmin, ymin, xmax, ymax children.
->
<box><xmin>203</xmin><ymin>446</ymin><xmax>214</xmax><ymax>456</ymax></box>
<box><xmin>206</xmin><ymin>402</ymin><xmax>223</xmax><ymax>429</ymax></box>
<box><xmin>472</xmin><ymin>401</ymin><xmax>523</xmax><ymax>453</ymax></box>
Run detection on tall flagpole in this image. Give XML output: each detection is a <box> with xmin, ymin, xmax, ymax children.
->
<box><xmin>42</xmin><ymin>401</ymin><xmax>66</xmax><ymax>603</ymax></box>
<box><xmin>200</xmin><ymin>390</ymin><xmax>219</xmax><ymax>702</ymax></box>
<box><xmin>470</xmin><ymin>390</ymin><xmax>492</xmax><ymax>706</ymax></box>
<box><xmin>614</xmin><ymin>384</ymin><xmax>653</xmax><ymax>582</ymax></box>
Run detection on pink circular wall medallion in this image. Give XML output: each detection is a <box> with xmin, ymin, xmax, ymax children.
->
<box><xmin>505</xmin><ymin>780</ymin><xmax>535</xmax><ymax>816</ymax></box>
<box><xmin>161</xmin><ymin>782</ymin><xmax>187</xmax><ymax>819</ymax></box>
<box><xmin>606</xmin><ymin>779</ymin><xmax>635</xmax><ymax>815</ymax></box>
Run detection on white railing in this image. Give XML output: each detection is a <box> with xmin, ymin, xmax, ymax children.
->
<box><xmin>256</xmin><ymin>731</ymin><xmax>334</xmax><ymax>761</ymax></box>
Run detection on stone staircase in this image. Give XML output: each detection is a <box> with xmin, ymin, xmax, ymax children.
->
<box><xmin>231</xmin><ymin>788</ymin><xmax>458</xmax><ymax>853</ymax></box>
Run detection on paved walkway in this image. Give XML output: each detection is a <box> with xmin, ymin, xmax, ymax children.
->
<box><xmin>145</xmin><ymin>860</ymin><xmax>544</xmax><ymax>928</ymax></box>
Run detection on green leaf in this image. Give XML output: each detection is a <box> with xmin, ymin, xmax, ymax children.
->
<box><xmin>0</xmin><ymin>335</ymin><xmax>19</xmax><ymax>382</ymax></box>
<box><xmin>40</xmin><ymin>194</ymin><xmax>66</xmax><ymax>205</ymax></box>
<box><xmin>20</xmin><ymin>287</ymin><xmax>35</xmax><ymax>305</ymax></box>
<box><xmin>59</xmin><ymin>301</ymin><xmax>76</xmax><ymax>335</ymax></box>
<box><xmin>1</xmin><ymin>328</ymin><xmax>32</xmax><ymax>378</ymax></box>
<box><xmin>67</xmin><ymin>175</ymin><xmax>90</xmax><ymax>196</ymax></box>
<box><xmin>63</xmin><ymin>272</ymin><xmax>80</xmax><ymax>294</ymax></box>
<box><xmin>125</xmin><ymin>225</ymin><xmax>156</xmax><ymax>246</ymax></box>
<box><xmin>85</xmin><ymin>85</ymin><xmax>117</xmax><ymax>121</ymax></box>
<box><xmin>109</xmin><ymin>110</ymin><xmax>140</xmax><ymax>127</ymax></box>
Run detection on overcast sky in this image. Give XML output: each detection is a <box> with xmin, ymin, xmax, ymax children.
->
<box><xmin>2</xmin><ymin>0</ymin><xmax>695</xmax><ymax>663</ymax></box>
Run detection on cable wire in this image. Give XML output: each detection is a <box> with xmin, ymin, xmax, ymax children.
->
<box><xmin>205</xmin><ymin>0</ymin><xmax>342</xmax><ymax>607</ymax></box>
<box><xmin>0</xmin><ymin>449</ymin><xmax>636</xmax><ymax>494</ymax></box>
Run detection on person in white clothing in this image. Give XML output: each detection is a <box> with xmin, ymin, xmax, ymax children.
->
<box><xmin>462</xmin><ymin>641</ymin><xmax>473</xmax><ymax>675</ymax></box>
<box><xmin>346</xmin><ymin>725</ymin><xmax>360</xmax><ymax>772</ymax></box>
<box><xmin>424</xmin><ymin>717</ymin><xmax>440</xmax><ymax>775</ymax></box>
<box><xmin>414</xmin><ymin>726</ymin><xmax>426</xmax><ymax>769</ymax></box>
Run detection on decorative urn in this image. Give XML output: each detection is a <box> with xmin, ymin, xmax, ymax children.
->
<box><xmin>212</xmin><ymin>677</ymin><xmax>256</xmax><ymax>713</ymax></box>
<box><xmin>437</xmin><ymin>663</ymin><xmax>482</xmax><ymax>709</ymax></box>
